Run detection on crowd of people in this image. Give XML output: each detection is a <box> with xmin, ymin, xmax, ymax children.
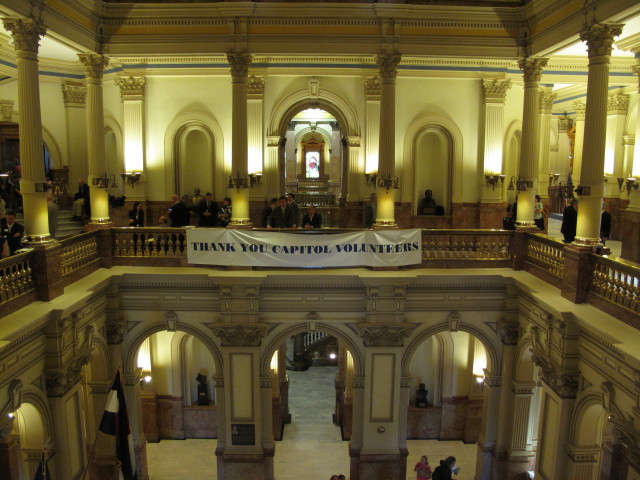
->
<box><xmin>414</xmin><ymin>455</ymin><xmax>460</xmax><ymax>480</ymax></box>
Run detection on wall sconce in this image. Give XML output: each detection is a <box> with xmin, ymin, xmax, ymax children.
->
<box><xmin>506</xmin><ymin>176</ymin><xmax>532</xmax><ymax>192</ymax></box>
<box><xmin>364</xmin><ymin>172</ymin><xmax>399</xmax><ymax>191</ymax></box>
<box><xmin>248</xmin><ymin>172</ymin><xmax>262</xmax><ymax>188</ymax></box>
<box><xmin>618</xmin><ymin>177</ymin><xmax>639</xmax><ymax>196</ymax></box>
<box><xmin>92</xmin><ymin>173</ymin><xmax>117</xmax><ymax>189</ymax></box>
<box><xmin>121</xmin><ymin>171</ymin><xmax>142</xmax><ymax>188</ymax></box>
<box><xmin>474</xmin><ymin>374</ymin><xmax>485</xmax><ymax>384</ymax></box>
<box><xmin>484</xmin><ymin>174</ymin><xmax>505</xmax><ymax>191</ymax></box>
<box><xmin>34</xmin><ymin>182</ymin><xmax>50</xmax><ymax>192</ymax></box>
<box><xmin>548</xmin><ymin>172</ymin><xmax>560</xmax><ymax>185</ymax></box>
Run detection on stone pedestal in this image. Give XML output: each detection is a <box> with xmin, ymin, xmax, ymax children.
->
<box><xmin>31</xmin><ymin>241</ymin><xmax>63</xmax><ymax>301</ymax></box>
<box><xmin>479</xmin><ymin>201</ymin><xmax>507</xmax><ymax>229</ymax></box>
<box><xmin>561</xmin><ymin>244</ymin><xmax>595</xmax><ymax>303</ymax></box>
<box><xmin>621</xmin><ymin>208</ymin><xmax>640</xmax><ymax>263</ymax></box>
<box><xmin>350</xmin><ymin>450</ymin><xmax>408</xmax><ymax>480</ymax></box>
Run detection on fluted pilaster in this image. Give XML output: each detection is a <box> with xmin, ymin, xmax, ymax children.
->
<box><xmin>227</xmin><ymin>51</ymin><xmax>252</xmax><ymax>226</ymax></box>
<box><xmin>115</xmin><ymin>76</ymin><xmax>147</xmax><ymax>200</ymax></box>
<box><xmin>79</xmin><ymin>53</ymin><xmax>110</xmax><ymax>224</ymax></box>
<box><xmin>375</xmin><ymin>53</ymin><xmax>401</xmax><ymax>228</ymax></box>
<box><xmin>481</xmin><ymin>79</ymin><xmax>511</xmax><ymax>202</ymax></box>
<box><xmin>537</xmin><ymin>88</ymin><xmax>556</xmax><ymax>198</ymax></box>
<box><xmin>3</xmin><ymin>17</ymin><xmax>50</xmax><ymax>241</ymax></box>
<box><xmin>247</xmin><ymin>75</ymin><xmax>265</xmax><ymax>200</ymax></box>
<box><xmin>575</xmin><ymin>23</ymin><xmax>624</xmax><ymax>245</ymax></box>
<box><xmin>516</xmin><ymin>57</ymin><xmax>548</xmax><ymax>227</ymax></box>
<box><xmin>62</xmin><ymin>81</ymin><xmax>88</xmax><ymax>184</ymax></box>
<box><xmin>364</xmin><ymin>76</ymin><xmax>381</xmax><ymax>199</ymax></box>
<box><xmin>572</xmin><ymin>102</ymin><xmax>586</xmax><ymax>182</ymax></box>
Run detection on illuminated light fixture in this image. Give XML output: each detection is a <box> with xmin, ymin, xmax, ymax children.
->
<box><xmin>474</xmin><ymin>374</ymin><xmax>485</xmax><ymax>384</ymax></box>
<box><xmin>548</xmin><ymin>172</ymin><xmax>560</xmax><ymax>185</ymax></box>
<box><xmin>121</xmin><ymin>171</ymin><xmax>142</xmax><ymax>188</ymax></box>
<box><xmin>329</xmin><ymin>353</ymin><xmax>337</xmax><ymax>360</ymax></box>
<box><xmin>92</xmin><ymin>173</ymin><xmax>118</xmax><ymax>189</ymax></box>
<box><xmin>484</xmin><ymin>174</ymin><xmax>505</xmax><ymax>191</ymax></box>
<box><xmin>506</xmin><ymin>176</ymin><xmax>533</xmax><ymax>192</ymax></box>
<box><xmin>617</xmin><ymin>177</ymin><xmax>638</xmax><ymax>196</ymax></box>
<box><xmin>143</xmin><ymin>375</ymin><xmax>152</xmax><ymax>383</ymax></box>
<box><xmin>7</xmin><ymin>412</ymin><xmax>14</xmax><ymax>418</ymax></box>
<box><xmin>228</xmin><ymin>171</ymin><xmax>261</xmax><ymax>190</ymax></box>
<box><xmin>364</xmin><ymin>172</ymin><xmax>399</xmax><ymax>191</ymax></box>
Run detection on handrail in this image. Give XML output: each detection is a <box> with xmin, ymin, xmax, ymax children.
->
<box><xmin>590</xmin><ymin>254</ymin><xmax>640</xmax><ymax>314</ymax></box>
<box><xmin>525</xmin><ymin>233</ymin><xmax>565</xmax><ymax>279</ymax></box>
<box><xmin>0</xmin><ymin>249</ymin><xmax>35</xmax><ymax>305</ymax></box>
<box><xmin>60</xmin><ymin>230</ymin><xmax>100</xmax><ymax>276</ymax></box>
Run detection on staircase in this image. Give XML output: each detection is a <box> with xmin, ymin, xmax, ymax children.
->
<box><xmin>15</xmin><ymin>209</ymin><xmax>84</xmax><ymax>240</ymax></box>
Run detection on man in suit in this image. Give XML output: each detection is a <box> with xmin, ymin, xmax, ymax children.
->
<box><xmin>196</xmin><ymin>192</ymin><xmax>218</xmax><ymax>227</ymax></box>
<box><xmin>301</xmin><ymin>204</ymin><xmax>322</xmax><ymax>229</ymax></box>
<box><xmin>267</xmin><ymin>196</ymin><xmax>295</xmax><ymax>229</ymax></box>
<box><xmin>561</xmin><ymin>197</ymin><xmax>578</xmax><ymax>243</ymax></box>
<box><xmin>1</xmin><ymin>209</ymin><xmax>24</xmax><ymax>254</ymax></box>
<box><xmin>286</xmin><ymin>193</ymin><xmax>300</xmax><ymax>227</ymax></box>
<box><xmin>71</xmin><ymin>178</ymin><xmax>90</xmax><ymax>220</ymax></box>
<box><xmin>169</xmin><ymin>194</ymin><xmax>191</xmax><ymax>227</ymax></box>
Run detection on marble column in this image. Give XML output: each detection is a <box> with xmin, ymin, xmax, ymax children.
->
<box><xmin>78</xmin><ymin>54</ymin><xmax>111</xmax><ymax>225</ymax></box>
<box><xmin>574</xmin><ymin>23</ymin><xmax>623</xmax><ymax>246</ymax></box>
<box><xmin>247</xmin><ymin>75</ymin><xmax>266</xmax><ymax>201</ymax></box>
<box><xmin>555</xmin><ymin>115</ymin><xmax>572</xmax><ymax>178</ymax></box>
<box><xmin>115</xmin><ymin>76</ymin><xmax>147</xmax><ymax>202</ymax></box>
<box><xmin>604</xmin><ymin>91</ymin><xmax>628</xmax><ymax>194</ymax></box>
<box><xmin>621</xmin><ymin>63</ymin><xmax>640</xmax><ymax>262</ymax></box>
<box><xmin>515</xmin><ymin>57</ymin><xmax>548</xmax><ymax>228</ymax></box>
<box><xmin>265</xmin><ymin>136</ymin><xmax>282</xmax><ymax>200</ymax></box>
<box><xmin>375</xmin><ymin>53</ymin><xmax>401</xmax><ymax>228</ymax></box>
<box><xmin>347</xmin><ymin>136</ymin><xmax>362</xmax><ymax>205</ymax></box>
<box><xmin>62</xmin><ymin>81</ymin><xmax>88</xmax><ymax>185</ymax></box>
<box><xmin>537</xmin><ymin>88</ymin><xmax>556</xmax><ymax>200</ymax></box>
<box><xmin>227</xmin><ymin>52</ymin><xmax>252</xmax><ymax>227</ymax></box>
<box><xmin>480</xmin><ymin>79</ymin><xmax>511</xmax><ymax>228</ymax></box>
<box><xmin>2</xmin><ymin>18</ymin><xmax>51</xmax><ymax>242</ymax></box>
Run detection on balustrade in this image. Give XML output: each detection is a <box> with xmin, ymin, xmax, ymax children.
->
<box><xmin>590</xmin><ymin>256</ymin><xmax>640</xmax><ymax>314</ymax></box>
<box><xmin>525</xmin><ymin>235</ymin><xmax>564</xmax><ymax>279</ymax></box>
<box><xmin>0</xmin><ymin>250</ymin><xmax>35</xmax><ymax>304</ymax></box>
<box><xmin>113</xmin><ymin>227</ymin><xmax>186</xmax><ymax>257</ymax></box>
<box><xmin>60</xmin><ymin>231</ymin><xmax>100</xmax><ymax>276</ymax></box>
<box><xmin>421</xmin><ymin>230</ymin><xmax>511</xmax><ymax>260</ymax></box>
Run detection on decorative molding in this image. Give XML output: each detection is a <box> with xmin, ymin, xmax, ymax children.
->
<box><xmin>574</xmin><ymin>101</ymin><xmax>586</xmax><ymax>120</ymax></box>
<box><xmin>308</xmin><ymin>77</ymin><xmax>319</xmax><ymax>98</ymax></box>
<box><xmin>78</xmin><ymin>54</ymin><xmax>109</xmax><ymax>81</ymax></box>
<box><xmin>247</xmin><ymin>75</ymin><xmax>266</xmax><ymax>96</ymax></box>
<box><xmin>518</xmin><ymin>57</ymin><xmax>548</xmax><ymax>84</ymax></box>
<box><xmin>9</xmin><ymin>379</ymin><xmax>22</xmax><ymax>412</ymax></box>
<box><xmin>45</xmin><ymin>350</ymin><xmax>93</xmax><ymax>397</ymax></box>
<box><xmin>211</xmin><ymin>324</ymin><xmax>267</xmax><ymax>346</ymax></box>
<box><xmin>115</xmin><ymin>76</ymin><xmax>146</xmax><ymax>100</ymax></box>
<box><xmin>531</xmin><ymin>350</ymin><xmax>580</xmax><ymax>398</ymax></box>
<box><xmin>607</xmin><ymin>92</ymin><xmax>629</xmax><ymax>113</ymax></box>
<box><xmin>500</xmin><ymin>323</ymin><xmax>519</xmax><ymax>346</ymax></box>
<box><xmin>165</xmin><ymin>311</ymin><xmax>178</xmax><ymax>332</ymax></box>
<box><xmin>580</xmin><ymin>23</ymin><xmax>624</xmax><ymax>59</ymax></box>
<box><xmin>62</xmin><ymin>81</ymin><xmax>87</xmax><ymax>105</ymax></box>
<box><xmin>448</xmin><ymin>311</ymin><xmax>460</xmax><ymax>332</ymax></box>
<box><xmin>538</xmin><ymin>91</ymin><xmax>557</xmax><ymax>112</ymax></box>
<box><xmin>0</xmin><ymin>100</ymin><xmax>14</xmax><ymax>121</ymax></box>
<box><xmin>356</xmin><ymin>323</ymin><xmax>414</xmax><ymax>347</ymax></box>
<box><xmin>364</xmin><ymin>75</ymin><xmax>381</xmax><ymax>97</ymax></box>
<box><xmin>227</xmin><ymin>51</ymin><xmax>252</xmax><ymax>78</ymax></box>
<box><xmin>376</xmin><ymin>52</ymin><xmax>401</xmax><ymax>81</ymax></box>
<box><xmin>482</xmin><ymin>79</ymin><xmax>511</xmax><ymax>103</ymax></box>
<box><xmin>557</xmin><ymin>116</ymin><xmax>572</xmax><ymax>132</ymax></box>
<box><xmin>106</xmin><ymin>321</ymin><xmax>125</xmax><ymax>345</ymax></box>
<box><xmin>2</xmin><ymin>18</ymin><xmax>46</xmax><ymax>60</ymax></box>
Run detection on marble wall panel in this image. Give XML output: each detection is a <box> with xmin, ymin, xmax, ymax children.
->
<box><xmin>183</xmin><ymin>404</ymin><xmax>217</xmax><ymax>438</ymax></box>
<box><xmin>157</xmin><ymin>396</ymin><xmax>185</xmax><ymax>439</ymax></box>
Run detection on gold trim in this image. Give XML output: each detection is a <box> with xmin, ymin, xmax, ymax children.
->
<box><xmin>23</xmin><ymin>234</ymin><xmax>54</xmax><ymax>244</ymax></box>
<box><xmin>89</xmin><ymin>217</ymin><xmax>111</xmax><ymax>224</ymax></box>
<box><xmin>229</xmin><ymin>219</ymin><xmax>252</xmax><ymax>226</ymax></box>
<box><xmin>572</xmin><ymin>237</ymin><xmax>600</xmax><ymax>247</ymax></box>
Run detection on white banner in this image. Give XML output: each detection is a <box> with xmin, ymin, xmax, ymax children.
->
<box><xmin>187</xmin><ymin>229</ymin><xmax>422</xmax><ymax>268</ymax></box>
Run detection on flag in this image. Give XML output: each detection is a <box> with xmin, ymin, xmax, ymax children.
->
<box><xmin>98</xmin><ymin>370</ymin><xmax>137</xmax><ymax>480</ymax></box>
<box><xmin>33</xmin><ymin>452</ymin><xmax>51</xmax><ymax>480</ymax></box>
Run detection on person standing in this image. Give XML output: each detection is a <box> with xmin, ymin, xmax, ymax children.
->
<box><xmin>71</xmin><ymin>178</ymin><xmax>90</xmax><ymax>220</ymax></box>
<box><xmin>286</xmin><ymin>193</ymin><xmax>300</xmax><ymax>227</ymax></box>
<box><xmin>47</xmin><ymin>193</ymin><xmax>59</xmax><ymax>237</ymax></box>
<box><xmin>0</xmin><ymin>209</ymin><xmax>24</xmax><ymax>255</ymax></box>
<box><xmin>301</xmin><ymin>204</ymin><xmax>322</xmax><ymax>229</ymax></box>
<box><xmin>600</xmin><ymin>201</ymin><xmax>612</xmax><ymax>246</ymax></box>
<box><xmin>128</xmin><ymin>201</ymin><xmax>145</xmax><ymax>227</ymax></box>
<box><xmin>196</xmin><ymin>192</ymin><xmax>218</xmax><ymax>227</ymax></box>
<box><xmin>417</xmin><ymin>189</ymin><xmax>436</xmax><ymax>215</ymax></box>
<box><xmin>363</xmin><ymin>192</ymin><xmax>377</xmax><ymax>228</ymax></box>
<box><xmin>534</xmin><ymin>194</ymin><xmax>545</xmax><ymax>230</ymax></box>
<box><xmin>169</xmin><ymin>194</ymin><xmax>191</xmax><ymax>227</ymax></box>
<box><xmin>267</xmin><ymin>196</ymin><xmax>295</xmax><ymax>229</ymax></box>
<box><xmin>431</xmin><ymin>456</ymin><xmax>458</xmax><ymax>480</ymax></box>
<box><xmin>561</xmin><ymin>197</ymin><xmax>578</xmax><ymax>243</ymax></box>
<box><xmin>414</xmin><ymin>455</ymin><xmax>432</xmax><ymax>480</ymax></box>
<box><xmin>262</xmin><ymin>197</ymin><xmax>278</xmax><ymax>228</ymax></box>
<box><xmin>217</xmin><ymin>197</ymin><xmax>232</xmax><ymax>227</ymax></box>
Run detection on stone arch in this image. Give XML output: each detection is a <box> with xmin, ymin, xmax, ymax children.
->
<box><xmin>42</xmin><ymin>127</ymin><xmax>63</xmax><ymax>169</ymax></box>
<box><xmin>104</xmin><ymin>115</ymin><xmax>124</xmax><ymax>195</ymax></box>
<box><xmin>624</xmin><ymin>98</ymin><xmax>637</xmax><ymax>137</ymax></box>
<box><xmin>401</xmin><ymin>322</ymin><xmax>500</xmax><ymax>378</ymax></box>
<box><xmin>402</xmin><ymin>114</ymin><xmax>463</xmax><ymax>207</ymax></box>
<box><xmin>268</xmin><ymin>87</ymin><xmax>359</xmax><ymax>138</ymax></box>
<box><xmin>503</xmin><ymin>120</ymin><xmax>522</xmax><ymax>206</ymax></box>
<box><xmin>259</xmin><ymin>321</ymin><xmax>364</xmax><ymax>378</ymax></box>
<box><xmin>163</xmin><ymin>112</ymin><xmax>225</xmax><ymax>199</ymax></box>
<box><xmin>122</xmin><ymin>322</ymin><xmax>223</xmax><ymax>379</ymax></box>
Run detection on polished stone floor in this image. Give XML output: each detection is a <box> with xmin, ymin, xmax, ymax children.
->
<box><xmin>147</xmin><ymin>366</ymin><xmax>478</xmax><ymax>480</ymax></box>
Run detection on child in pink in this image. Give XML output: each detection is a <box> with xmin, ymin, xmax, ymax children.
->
<box><xmin>414</xmin><ymin>455</ymin><xmax>432</xmax><ymax>479</ymax></box>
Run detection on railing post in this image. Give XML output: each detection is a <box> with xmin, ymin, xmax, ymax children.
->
<box><xmin>511</xmin><ymin>229</ymin><xmax>534</xmax><ymax>270</ymax></box>
<box><xmin>96</xmin><ymin>228</ymin><xmax>114</xmax><ymax>268</ymax></box>
<box><xmin>561</xmin><ymin>245</ymin><xmax>595</xmax><ymax>303</ymax></box>
<box><xmin>31</xmin><ymin>242</ymin><xmax>63</xmax><ymax>301</ymax></box>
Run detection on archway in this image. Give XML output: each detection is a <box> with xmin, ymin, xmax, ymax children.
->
<box><xmin>503</xmin><ymin>121</ymin><xmax>521</xmax><ymax>211</ymax></box>
<box><xmin>11</xmin><ymin>402</ymin><xmax>46</xmax><ymax>480</ymax></box>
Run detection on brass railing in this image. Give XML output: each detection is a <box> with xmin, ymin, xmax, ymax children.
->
<box><xmin>60</xmin><ymin>231</ymin><xmax>101</xmax><ymax>276</ymax></box>
<box><xmin>590</xmin><ymin>255</ymin><xmax>640</xmax><ymax>314</ymax></box>
<box><xmin>525</xmin><ymin>234</ymin><xmax>565</xmax><ymax>279</ymax></box>
<box><xmin>0</xmin><ymin>250</ymin><xmax>35</xmax><ymax>304</ymax></box>
<box><xmin>421</xmin><ymin>229</ymin><xmax>512</xmax><ymax>260</ymax></box>
<box><xmin>113</xmin><ymin>228</ymin><xmax>187</xmax><ymax>257</ymax></box>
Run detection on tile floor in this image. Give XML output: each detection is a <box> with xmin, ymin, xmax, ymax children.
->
<box><xmin>147</xmin><ymin>366</ymin><xmax>479</xmax><ymax>480</ymax></box>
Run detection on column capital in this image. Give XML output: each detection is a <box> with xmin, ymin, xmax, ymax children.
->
<box><xmin>518</xmin><ymin>57</ymin><xmax>548</xmax><ymax>85</ymax></box>
<box><xmin>574</xmin><ymin>101</ymin><xmax>586</xmax><ymax>120</ymax></box>
<box><xmin>580</xmin><ymin>23</ymin><xmax>624</xmax><ymax>60</ymax></box>
<box><xmin>0</xmin><ymin>100</ymin><xmax>14</xmax><ymax>122</ymax></box>
<box><xmin>376</xmin><ymin>52</ymin><xmax>401</xmax><ymax>81</ymax></box>
<box><xmin>227</xmin><ymin>51</ymin><xmax>253</xmax><ymax>78</ymax></box>
<box><xmin>633</xmin><ymin>64</ymin><xmax>640</xmax><ymax>92</ymax></box>
<box><xmin>607</xmin><ymin>91</ymin><xmax>629</xmax><ymax>113</ymax></box>
<box><xmin>247</xmin><ymin>74</ymin><xmax>266</xmax><ymax>96</ymax></box>
<box><xmin>356</xmin><ymin>322</ymin><xmax>415</xmax><ymax>347</ymax></box>
<box><xmin>364</xmin><ymin>75</ymin><xmax>381</xmax><ymax>98</ymax></box>
<box><xmin>557</xmin><ymin>115</ymin><xmax>572</xmax><ymax>132</ymax></box>
<box><xmin>211</xmin><ymin>323</ymin><xmax>267</xmax><ymax>346</ymax></box>
<box><xmin>2</xmin><ymin>17</ymin><xmax>46</xmax><ymax>60</ymax></box>
<box><xmin>78</xmin><ymin>54</ymin><xmax>109</xmax><ymax>81</ymax></box>
<box><xmin>482</xmin><ymin>79</ymin><xmax>511</xmax><ymax>103</ymax></box>
<box><xmin>115</xmin><ymin>75</ymin><xmax>146</xmax><ymax>100</ymax></box>
<box><xmin>539</xmin><ymin>91</ymin><xmax>557</xmax><ymax>113</ymax></box>
<box><xmin>62</xmin><ymin>80</ymin><xmax>87</xmax><ymax>106</ymax></box>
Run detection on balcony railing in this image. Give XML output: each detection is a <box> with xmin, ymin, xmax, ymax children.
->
<box><xmin>0</xmin><ymin>227</ymin><xmax>638</xmax><ymax>330</ymax></box>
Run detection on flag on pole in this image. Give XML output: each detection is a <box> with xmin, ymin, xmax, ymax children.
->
<box><xmin>33</xmin><ymin>452</ymin><xmax>51</xmax><ymax>480</ymax></box>
<box><xmin>98</xmin><ymin>370</ymin><xmax>137</xmax><ymax>480</ymax></box>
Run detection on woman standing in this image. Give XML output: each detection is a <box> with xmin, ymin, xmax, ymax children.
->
<box><xmin>414</xmin><ymin>455</ymin><xmax>432</xmax><ymax>480</ymax></box>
